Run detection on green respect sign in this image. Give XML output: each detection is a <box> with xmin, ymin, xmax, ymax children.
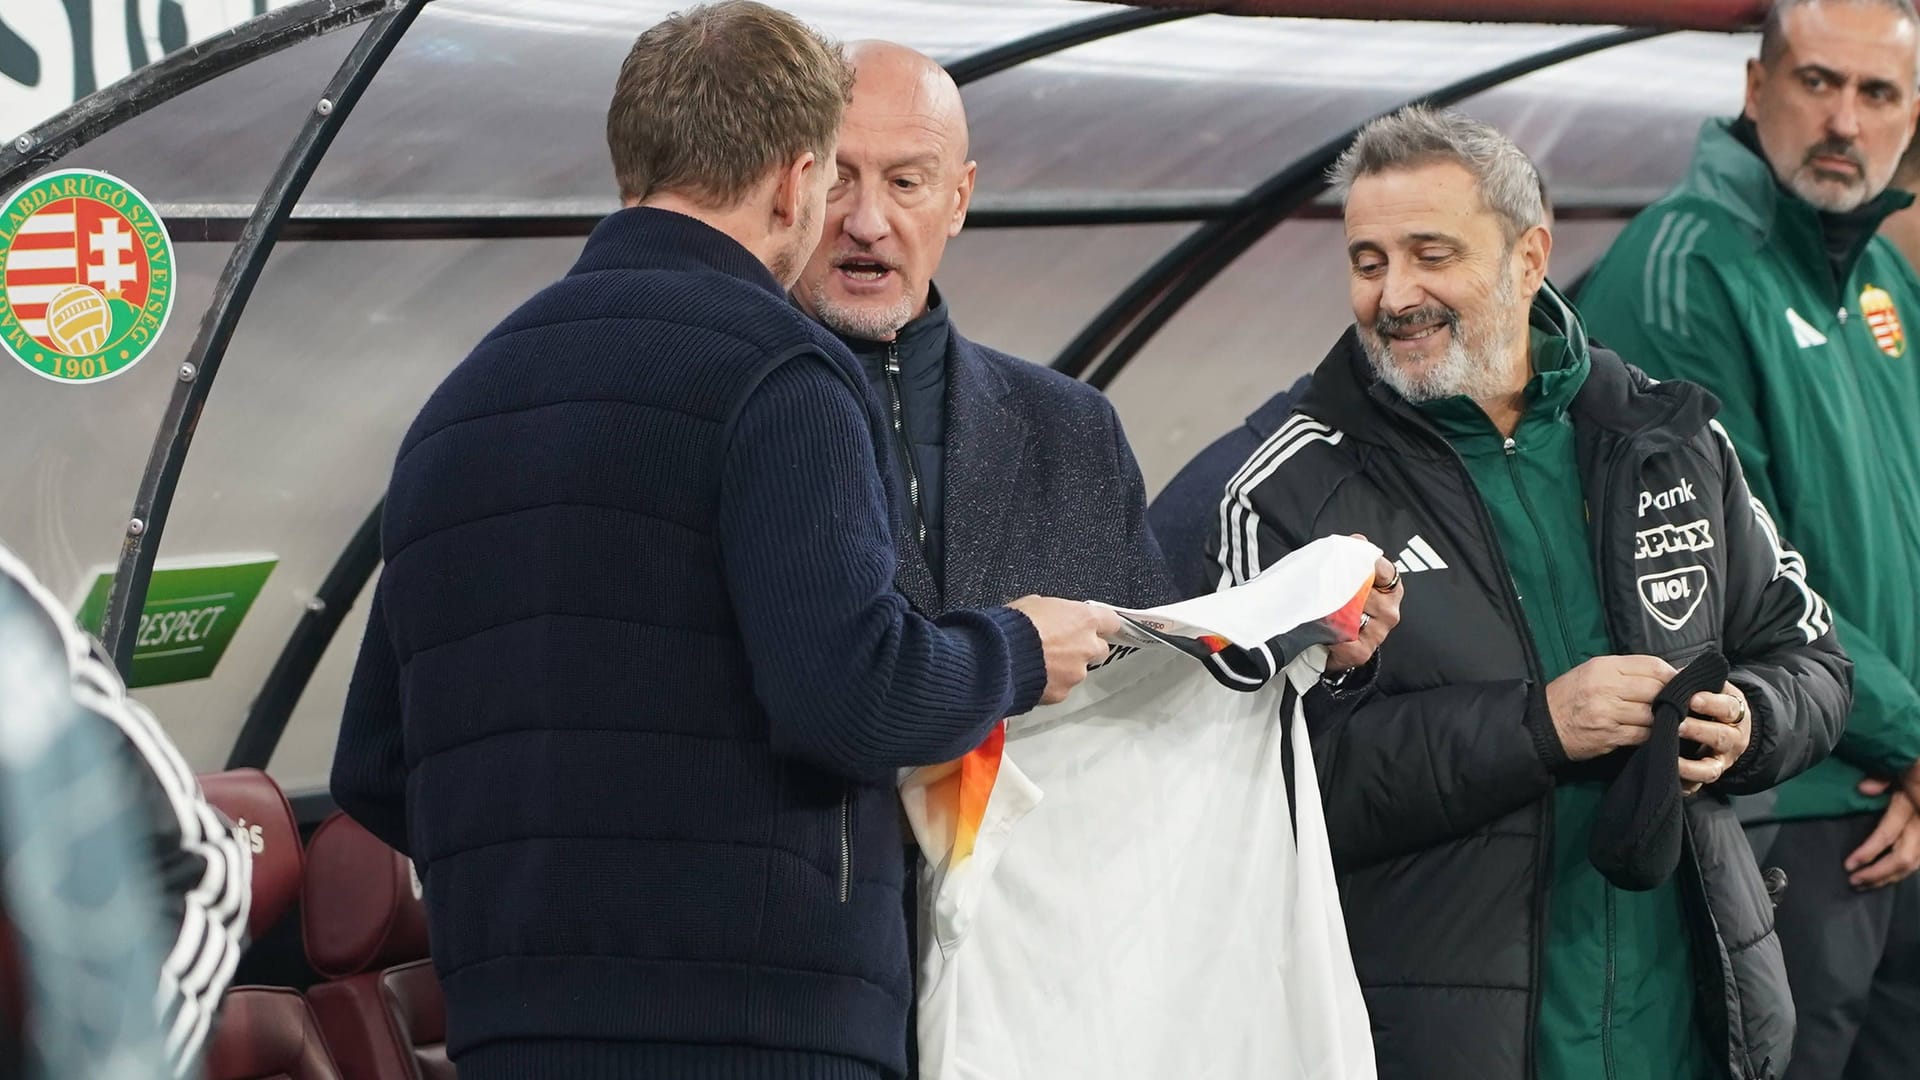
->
<box><xmin>75</xmin><ymin>556</ymin><xmax>276</xmax><ymax>688</ymax></box>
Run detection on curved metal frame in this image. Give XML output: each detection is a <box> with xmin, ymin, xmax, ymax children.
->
<box><xmin>219</xmin><ymin>0</ymin><xmax>1220</xmax><ymax>768</ymax></box>
<box><xmin>1</xmin><ymin>0</ymin><xmax>1717</xmax><ymax>776</ymax></box>
<box><xmin>1109</xmin><ymin>0</ymin><xmax>1763</xmax><ymax>30</ymax></box>
<box><xmin>1056</xmin><ymin>26</ymin><xmax>1665</xmax><ymax>388</ymax></box>
<box><xmin>0</xmin><ymin>0</ymin><xmax>395</xmax><ymax>196</ymax></box>
<box><xmin>100</xmin><ymin>0</ymin><xmax>428</xmax><ymax>673</ymax></box>
<box><xmin>152</xmin><ymin>190</ymin><xmax>1653</xmax><ymax>243</ymax></box>
<box><xmin>226</xmin><ymin>501</ymin><xmax>382</xmax><ymax>769</ymax></box>
<box><xmin>945</xmin><ymin>6</ymin><xmax>1203</xmax><ymax>84</ymax></box>
<box><xmin>150</xmin><ymin>189</ymin><xmax>1247</xmax><ymax>242</ymax></box>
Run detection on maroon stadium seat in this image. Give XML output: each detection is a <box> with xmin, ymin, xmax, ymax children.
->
<box><xmin>302</xmin><ymin>812</ymin><xmax>451</xmax><ymax>1079</ymax></box>
<box><xmin>198</xmin><ymin>769</ymin><xmax>343</xmax><ymax>1080</ymax></box>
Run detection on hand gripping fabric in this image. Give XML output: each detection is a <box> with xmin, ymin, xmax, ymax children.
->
<box><xmin>1589</xmin><ymin>650</ymin><xmax>1731</xmax><ymax>891</ymax></box>
<box><xmin>902</xmin><ymin>535</ymin><xmax>1381</xmax><ymax>1080</ymax></box>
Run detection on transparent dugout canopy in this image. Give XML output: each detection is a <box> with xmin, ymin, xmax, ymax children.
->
<box><xmin>0</xmin><ymin>0</ymin><xmax>1763</xmax><ymax>796</ymax></box>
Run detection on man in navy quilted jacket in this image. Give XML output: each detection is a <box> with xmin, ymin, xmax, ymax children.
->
<box><xmin>330</xmin><ymin>4</ymin><xmax>1113</xmax><ymax>1078</ymax></box>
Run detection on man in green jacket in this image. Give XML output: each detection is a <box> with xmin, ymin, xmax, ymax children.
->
<box><xmin>1581</xmin><ymin>3</ymin><xmax>1920</xmax><ymax>1076</ymax></box>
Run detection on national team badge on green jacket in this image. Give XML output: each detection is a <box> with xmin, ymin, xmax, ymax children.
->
<box><xmin>0</xmin><ymin>169</ymin><xmax>175</xmax><ymax>384</ymax></box>
<box><xmin>1862</xmin><ymin>283</ymin><xmax>1906</xmax><ymax>358</ymax></box>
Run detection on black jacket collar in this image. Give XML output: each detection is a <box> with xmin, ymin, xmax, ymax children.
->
<box><xmin>832</xmin><ymin>283</ymin><xmax>954</xmax><ymax>366</ymax></box>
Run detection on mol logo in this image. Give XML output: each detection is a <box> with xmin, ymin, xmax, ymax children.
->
<box><xmin>1638</xmin><ymin>565</ymin><xmax>1709</xmax><ymax>631</ymax></box>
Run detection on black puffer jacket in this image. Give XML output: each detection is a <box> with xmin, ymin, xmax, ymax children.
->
<box><xmin>1208</xmin><ymin>303</ymin><xmax>1850</xmax><ymax>1080</ymax></box>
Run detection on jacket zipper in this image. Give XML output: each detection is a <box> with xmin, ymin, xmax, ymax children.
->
<box><xmin>1406</xmin><ymin>420</ymin><xmax>1554</xmax><ymax>1080</ymax></box>
<box><xmin>1505</xmin><ymin>428</ymin><xmax>1612</xmax><ymax>1068</ymax></box>
<box><xmin>1503</xmin><ymin>437</ymin><xmax>1581</xmax><ymax>660</ymax></box>
<box><xmin>1507</xmin><ymin>432</ymin><xmax>1620</xmax><ymax>1073</ymax></box>
<box><xmin>884</xmin><ymin>345</ymin><xmax>928</xmax><ymax>549</ymax></box>
<box><xmin>1603</xmin><ymin>888</ymin><xmax>1618</xmax><ymax>1077</ymax></box>
<box><xmin>1478</xmin><ymin>483</ymin><xmax>1556</xmax><ymax>1080</ymax></box>
<box><xmin>839</xmin><ymin>789</ymin><xmax>851</xmax><ymax>903</ymax></box>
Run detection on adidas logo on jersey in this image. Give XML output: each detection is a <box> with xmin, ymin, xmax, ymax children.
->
<box><xmin>1392</xmin><ymin>535</ymin><xmax>1449</xmax><ymax>575</ymax></box>
<box><xmin>1786</xmin><ymin>307</ymin><xmax>1828</xmax><ymax>348</ymax></box>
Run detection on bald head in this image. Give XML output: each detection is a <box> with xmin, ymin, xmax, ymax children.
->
<box><xmin>794</xmin><ymin>40</ymin><xmax>979</xmax><ymax>341</ymax></box>
<box><xmin>845</xmin><ymin>40</ymin><xmax>971</xmax><ymax>165</ymax></box>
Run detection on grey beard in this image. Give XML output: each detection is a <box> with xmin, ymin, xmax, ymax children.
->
<box><xmin>1787</xmin><ymin>165</ymin><xmax>1872</xmax><ymax>213</ymax></box>
<box><xmin>805</xmin><ymin>278</ymin><xmax>918</xmax><ymax>341</ymax></box>
<box><xmin>1360</xmin><ymin>275</ymin><xmax>1522</xmax><ymax>404</ymax></box>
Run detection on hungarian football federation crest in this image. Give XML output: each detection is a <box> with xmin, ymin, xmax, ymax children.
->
<box><xmin>0</xmin><ymin>169</ymin><xmax>174</xmax><ymax>383</ymax></box>
<box><xmin>1861</xmin><ymin>283</ymin><xmax>1906</xmax><ymax>358</ymax></box>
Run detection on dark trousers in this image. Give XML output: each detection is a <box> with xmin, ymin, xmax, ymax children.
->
<box><xmin>1753</xmin><ymin>814</ymin><xmax>1920</xmax><ymax>1080</ymax></box>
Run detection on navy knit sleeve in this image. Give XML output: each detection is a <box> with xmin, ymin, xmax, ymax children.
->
<box><xmin>718</xmin><ymin>353</ymin><xmax>1048</xmax><ymax>781</ymax></box>
<box><xmin>332</xmin><ymin>582</ymin><xmax>412</xmax><ymax>855</ymax></box>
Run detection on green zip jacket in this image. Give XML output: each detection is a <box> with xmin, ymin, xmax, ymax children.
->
<box><xmin>1580</xmin><ymin>118</ymin><xmax>1920</xmax><ymax>821</ymax></box>
<box><xmin>1420</xmin><ymin>328</ymin><xmax>1713</xmax><ymax>1080</ymax></box>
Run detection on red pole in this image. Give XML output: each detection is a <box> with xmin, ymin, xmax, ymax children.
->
<box><xmin>1106</xmin><ymin>1</ymin><xmax>1767</xmax><ymax>32</ymax></box>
